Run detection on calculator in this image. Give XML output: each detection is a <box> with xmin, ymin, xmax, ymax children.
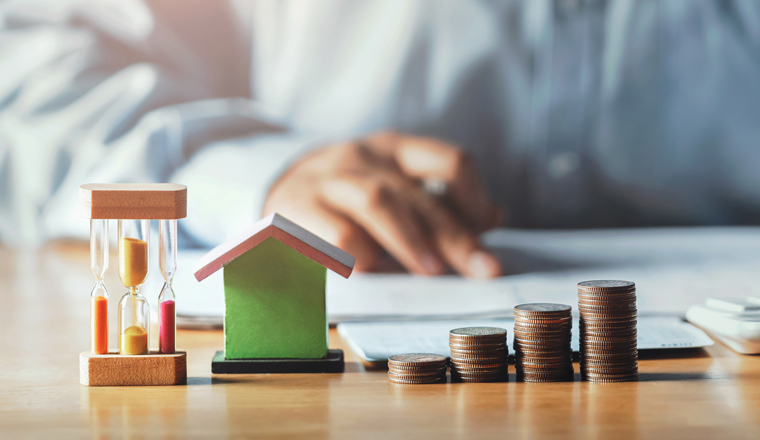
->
<box><xmin>686</xmin><ymin>298</ymin><xmax>760</xmax><ymax>354</ymax></box>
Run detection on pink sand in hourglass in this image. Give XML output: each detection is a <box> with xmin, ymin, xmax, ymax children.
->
<box><xmin>159</xmin><ymin>300</ymin><xmax>175</xmax><ymax>354</ymax></box>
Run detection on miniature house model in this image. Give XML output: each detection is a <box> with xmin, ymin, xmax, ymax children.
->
<box><xmin>194</xmin><ymin>213</ymin><xmax>354</xmax><ymax>365</ymax></box>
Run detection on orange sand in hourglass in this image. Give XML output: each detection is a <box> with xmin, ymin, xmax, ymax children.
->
<box><xmin>120</xmin><ymin>237</ymin><xmax>148</xmax><ymax>355</ymax></box>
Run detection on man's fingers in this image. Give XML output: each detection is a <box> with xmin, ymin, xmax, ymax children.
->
<box><xmin>387</xmin><ymin>135</ymin><xmax>502</xmax><ymax>231</ymax></box>
<box><xmin>319</xmin><ymin>175</ymin><xmax>444</xmax><ymax>276</ymax></box>
<box><xmin>411</xmin><ymin>188</ymin><xmax>502</xmax><ymax>279</ymax></box>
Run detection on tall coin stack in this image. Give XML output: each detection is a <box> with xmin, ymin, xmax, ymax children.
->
<box><xmin>578</xmin><ymin>280</ymin><xmax>639</xmax><ymax>382</ymax></box>
<box><xmin>449</xmin><ymin>327</ymin><xmax>509</xmax><ymax>383</ymax></box>
<box><xmin>387</xmin><ymin>354</ymin><xmax>448</xmax><ymax>384</ymax></box>
<box><xmin>513</xmin><ymin>304</ymin><xmax>574</xmax><ymax>382</ymax></box>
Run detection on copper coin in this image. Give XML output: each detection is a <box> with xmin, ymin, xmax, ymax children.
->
<box><xmin>578</xmin><ymin>303</ymin><xmax>636</xmax><ymax>316</ymax></box>
<box><xmin>516</xmin><ymin>355</ymin><xmax>573</xmax><ymax>363</ymax></box>
<box><xmin>514</xmin><ymin>349</ymin><xmax>573</xmax><ymax>357</ymax></box>
<box><xmin>450</xmin><ymin>362</ymin><xmax>507</xmax><ymax>370</ymax></box>
<box><xmin>388</xmin><ymin>366</ymin><xmax>448</xmax><ymax>376</ymax></box>
<box><xmin>514</xmin><ymin>315</ymin><xmax>573</xmax><ymax>323</ymax></box>
<box><xmin>451</xmin><ymin>371</ymin><xmax>509</xmax><ymax>379</ymax></box>
<box><xmin>448</xmin><ymin>338</ymin><xmax>507</xmax><ymax>347</ymax></box>
<box><xmin>449</xmin><ymin>347</ymin><xmax>507</xmax><ymax>356</ymax></box>
<box><xmin>578</xmin><ymin>280</ymin><xmax>635</xmax><ymax>290</ymax></box>
<box><xmin>451</xmin><ymin>376</ymin><xmax>508</xmax><ymax>383</ymax></box>
<box><xmin>388</xmin><ymin>372</ymin><xmax>448</xmax><ymax>380</ymax></box>
<box><xmin>388</xmin><ymin>354</ymin><xmax>447</xmax><ymax>367</ymax></box>
<box><xmin>580</xmin><ymin>339</ymin><xmax>637</xmax><ymax>347</ymax></box>
<box><xmin>389</xmin><ymin>375</ymin><xmax>447</xmax><ymax>384</ymax></box>
<box><xmin>450</xmin><ymin>357</ymin><xmax>507</xmax><ymax>365</ymax></box>
<box><xmin>584</xmin><ymin>375</ymin><xmax>639</xmax><ymax>381</ymax></box>
<box><xmin>514</xmin><ymin>303</ymin><xmax>572</xmax><ymax>315</ymax></box>
<box><xmin>580</xmin><ymin>358</ymin><xmax>638</xmax><ymax>367</ymax></box>
<box><xmin>582</xmin><ymin>370</ymin><xmax>640</xmax><ymax>379</ymax></box>
<box><xmin>449</xmin><ymin>327</ymin><xmax>507</xmax><ymax>339</ymax></box>
<box><xmin>451</xmin><ymin>371</ymin><xmax>508</xmax><ymax>379</ymax></box>
<box><xmin>517</xmin><ymin>371</ymin><xmax>573</xmax><ymax>378</ymax></box>
<box><xmin>578</xmin><ymin>292</ymin><xmax>637</xmax><ymax>300</ymax></box>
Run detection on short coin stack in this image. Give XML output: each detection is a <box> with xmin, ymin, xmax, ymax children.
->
<box><xmin>449</xmin><ymin>327</ymin><xmax>509</xmax><ymax>383</ymax></box>
<box><xmin>513</xmin><ymin>304</ymin><xmax>574</xmax><ymax>382</ymax></box>
<box><xmin>387</xmin><ymin>354</ymin><xmax>448</xmax><ymax>384</ymax></box>
<box><xmin>578</xmin><ymin>280</ymin><xmax>639</xmax><ymax>382</ymax></box>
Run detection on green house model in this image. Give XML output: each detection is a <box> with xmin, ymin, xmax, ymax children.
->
<box><xmin>194</xmin><ymin>213</ymin><xmax>354</xmax><ymax>361</ymax></box>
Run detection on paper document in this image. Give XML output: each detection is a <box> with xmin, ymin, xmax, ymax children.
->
<box><xmin>169</xmin><ymin>227</ymin><xmax>760</xmax><ymax>326</ymax></box>
<box><xmin>337</xmin><ymin>317</ymin><xmax>715</xmax><ymax>362</ymax></box>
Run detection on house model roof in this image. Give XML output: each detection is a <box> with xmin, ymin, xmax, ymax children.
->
<box><xmin>193</xmin><ymin>213</ymin><xmax>355</xmax><ymax>281</ymax></box>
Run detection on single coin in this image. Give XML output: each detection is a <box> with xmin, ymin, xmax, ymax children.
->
<box><xmin>388</xmin><ymin>367</ymin><xmax>447</xmax><ymax>375</ymax></box>
<box><xmin>514</xmin><ymin>315</ymin><xmax>573</xmax><ymax>322</ymax></box>
<box><xmin>580</xmin><ymin>353</ymin><xmax>638</xmax><ymax>360</ymax></box>
<box><xmin>517</xmin><ymin>365</ymin><xmax>573</xmax><ymax>372</ymax></box>
<box><xmin>516</xmin><ymin>355</ymin><xmax>573</xmax><ymax>364</ymax></box>
<box><xmin>578</xmin><ymin>291</ymin><xmax>637</xmax><ymax>299</ymax></box>
<box><xmin>450</xmin><ymin>358</ymin><xmax>507</xmax><ymax>367</ymax></box>
<box><xmin>514</xmin><ymin>348</ymin><xmax>573</xmax><ymax>355</ymax></box>
<box><xmin>582</xmin><ymin>335</ymin><xmax>638</xmax><ymax>344</ymax></box>
<box><xmin>578</xmin><ymin>296</ymin><xmax>637</xmax><ymax>304</ymax></box>
<box><xmin>514</xmin><ymin>303</ymin><xmax>572</xmax><ymax>315</ymax></box>
<box><xmin>388</xmin><ymin>354</ymin><xmax>447</xmax><ymax>367</ymax></box>
<box><xmin>517</xmin><ymin>372</ymin><xmax>575</xmax><ymax>380</ymax></box>
<box><xmin>513</xmin><ymin>327</ymin><xmax>572</xmax><ymax>335</ymax></box>
<box><xmin>513</xmin><ymin>335</ymin><xmax>572</xmax><ymax>344</ymax></box>
<box><xmin>449</xmin><ymin>327</ymin><xmax>507</xmax><ymax>339</ymax></box>
<box><xmin>448</xmin><ymin>344</ymin><xmax>506</xmax><ymax>352</ymax></box>
<box><xmin>582</xmin><ymin>370</ymin><xmax>639</xmax><ymax>379</ymax></box>
<box><xmin>451</xmin><ymin>370</ymin><xmax>509</xmax><ymax>379</ymax></box>
<box><xmin>388</xmin><ymin>375</ymin><xmax>447</xmax><ymax>385</ymax></box>
<box><xmin>578</xmin><ymin>280</ymin><xmax>635</xmax><ymax>290</ymax></box>
<box><xmin>582</xmin><ymin>375</ymin><xmax>638</xmax><ymax>380</ymax></box>
<box><xmin>580</xmin><ymin>328</ymin><xmax>637</xmax><ymax>336</ymax></box>
<box><xmin>578</xmin><ymin>303</ymin><xmax>636</xmax><ymax>315</ymax></box>
<box><xmin>580</xmin><ymin>339</ymin><xmax>638</xmax><ymax>348</ymax></box>
<box><xmin>388</xmin><ymin>362</ymin><xmax>449</xmax><ymax>371</ymax></box>
<box><xmin>451</xmin><ymin>366</ymin><xmax>508</xmax><ymax>374</ymax></box>
<box><xmin>580</xmin><ymin>365</ymin><xmax>638</xmax><ymax>373</ymax></box>
<box><xmin>578</xmin><ymin>313</ymin><xmax>638</xmax><ymax>321</ymax></box>
<box><xmin>449</xmin><ymin>347</ymin><xmax>507</xmax><ymax>356</ymax></box>
<box><xmin>580</xmin><ymin>357</ymin><xmax>638</xmax><ymax>365</ymax></box>
<box><xmin>451</xmin><ymin>376</ymin><xmax>508</xmax><ymax>383</ymax></box>
<box><xmin>450</xmin><ymin>362</ymin><xmax>507</xmax><ymax>370</ymax></box>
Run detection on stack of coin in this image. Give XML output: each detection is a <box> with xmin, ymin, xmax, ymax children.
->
<box><xmin>449</xmin><ymin>327</ymin><xmax>509</xmax><ymax>383</ymax></box>
<box><xmin>513</xmin><ymin>303</ymin><xmax>574</xmax><ymax>382</ymax></box>
<box><xmin>578</xmin><ymin>280</ymin><xmax>639</xmax><ymax>382</ymax></box>
<box><xmin>387</xmin><ymin>354</ymin><xmax>448</xmax><ymax>384</ymax></box>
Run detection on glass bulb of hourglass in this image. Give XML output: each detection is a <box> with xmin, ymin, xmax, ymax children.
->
<box><xmin>158</xmin><ymin>219</ymin><xmax>177</xmax><ymax>354</ymax></box>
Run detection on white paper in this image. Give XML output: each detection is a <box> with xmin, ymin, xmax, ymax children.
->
<box><xmin>170</xmin><ymin>227</ymin><xmax>760</xmax><ymax>326</ymax></box>
<box><xmin>337</xmin><ymin>317</ymin><xmax>715</xmax><ymax>362</ymax></box>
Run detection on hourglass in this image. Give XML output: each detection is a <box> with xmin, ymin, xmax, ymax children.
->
<box><xmin>78</xmin><ymin>183</ymin><xmax>188</xmax><ymax>387</ymax></box>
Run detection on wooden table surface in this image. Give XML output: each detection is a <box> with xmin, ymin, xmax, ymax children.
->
<box><xmin>1</xmin><ymin>244</ymin><xmax>759</xmax><ymax>439</ymax></box>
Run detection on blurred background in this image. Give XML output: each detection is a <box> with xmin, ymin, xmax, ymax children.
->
<box><xmin>2</xmin><ymin>0</ymin><xmax>760</xmax><ymax>276</ymax></box>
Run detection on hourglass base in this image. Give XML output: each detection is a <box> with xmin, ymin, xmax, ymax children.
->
<box><xmin>79</xmin><ymin>351</ymin><xmax>187</xmax><ymax>386</ymax></box>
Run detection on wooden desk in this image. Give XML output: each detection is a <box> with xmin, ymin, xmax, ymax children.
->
<box><xmin>1</xmin><ymin>244</ymin><xmax>759</xmax><ymax>439</ymax></box>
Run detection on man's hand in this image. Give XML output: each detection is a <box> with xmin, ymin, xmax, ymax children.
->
<box><xmin>262</xmin><ymin>133</ymin><xmax>503</xmax><ymax>278</ymax></box>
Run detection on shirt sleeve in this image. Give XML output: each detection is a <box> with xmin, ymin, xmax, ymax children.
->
<box><xmin>0</xmin><ymin>0</ymin><xmax>314</xmax><ymax>245</ymax></box>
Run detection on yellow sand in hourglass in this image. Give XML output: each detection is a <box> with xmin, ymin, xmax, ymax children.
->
<box><xmin>120</xmin><ymin>237</ymin><xmax>148</xmax><ymax>286</ymax></box>
<box><xmin>120</xmin><ymin>237</ymin><xmax>148</xmax><ymax>355</ymax></box>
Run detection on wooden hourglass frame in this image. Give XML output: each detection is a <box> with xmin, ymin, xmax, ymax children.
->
<box><xmin>78</xmin><ymin>183</ymin><xmax>188</xmax><ymax>387</ymax></box>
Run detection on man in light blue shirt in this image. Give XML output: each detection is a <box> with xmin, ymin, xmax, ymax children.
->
<box><xmin>1</xmin><ymin>0</ymin><xmax>759</xmax><ymax>278</ymax></box>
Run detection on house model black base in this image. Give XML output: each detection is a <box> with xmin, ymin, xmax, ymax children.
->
<box><xmin>211</xmin><ymin>349</ymin><xmax>345</xmax><ymax>374</ymax></box>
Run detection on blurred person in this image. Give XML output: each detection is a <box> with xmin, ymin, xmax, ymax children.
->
<box><xmin>2</xmin><ymin>0</ymin><xmax>760</xmax><ymax>278</ymax></box>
